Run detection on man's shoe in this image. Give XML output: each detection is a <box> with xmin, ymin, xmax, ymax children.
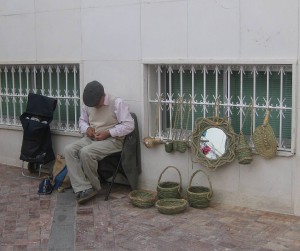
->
<box><xmin>75</xmin><ymin>192</ymin><xmax>81</xmax><ymax>200</ymax></box>
<box><xmin>77</xmin><ymin>188</ymin><xmax>98</xmax><ymax>204</ymax></box>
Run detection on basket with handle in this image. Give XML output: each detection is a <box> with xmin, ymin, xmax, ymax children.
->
<box><xmin>157</xmin><ymin>166</ymin><xmax>182</xmax><ymax>199</ymax></box>
<box><xmin>253</xmin><ymin>110</ymin><xmax>277</xmax><ymax>159</ymax></box>
<box><xmin>187</xmin><ymin>169</ymin><xmax>213</xmax><ymax>208</ymax></box>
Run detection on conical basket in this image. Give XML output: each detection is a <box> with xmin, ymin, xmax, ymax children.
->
<box><xmin>253</xmin><ymin>111</ymin><xmax>277</xmax><ymax>159</ymax></box>
<box><xmin>236</xmin><ymin>133</ymin><xmax>253</xmax><ymax>164</ymax></box>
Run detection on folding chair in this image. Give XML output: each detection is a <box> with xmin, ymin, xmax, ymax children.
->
<box><xmin>19</xmin><ymin>93</ymin><xmax>57</xmax><ymax>179</ymax></box>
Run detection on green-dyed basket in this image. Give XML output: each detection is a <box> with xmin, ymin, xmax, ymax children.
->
<box><xmin>157</xmin><ymin>166</ymin><xmax>182</xmax><ymax>199</ymax></box>
<box><xmin>129</xmin><ymin>190</ymin><xmax>157</xmax><ymax>208</ymax></box>
<box><xmin>155</xmin><ymin>198</ymin><xmax>187</xmax><ymax>214</ymax></box>
<box><xmin>236</xmin><ymin>133</ymin><xmax>253</xmax><ymax>164</ymax></box>
<box><xmin>165</xmin><ymin>140</ymin><xmax>174</xmax><ymax>153</ymax></box>
<box><xmin>187</xmin><ymin>169</ymin><xmax>213</xmax><ymax>209</ymax></box>
<box><xmin>174</xmin><ymin>140</ymin><xmax>187</xmax><ymax>153</ymax></box>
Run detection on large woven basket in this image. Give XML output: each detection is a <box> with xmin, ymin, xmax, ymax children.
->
<box><xmin>253</xmin><ymin>111</ymin><xmax>277</xmax><ymax>159</ymax></box>
<box><xmin>157</xmin><ymin>166</ymin><xmax>182</xmax><ymax>199</ymax></box>
<box><xmin>155</xmin><ymin>198</ymin><xmax>187</xmax><ymax>215</ymax></box>
<box><xmin>129</xmin><ymin>190</ymin><xmax>157</xmax><ymax>208</ymax></box>
<box><xmin>236</xmin><ymin>133</ymin><xmax>253</xmax><ymax>164</ymax></box>
<box><xmin>187</xmin><ymin>169</ymin><xmax>213</xmax><ymax>209</ymax></box>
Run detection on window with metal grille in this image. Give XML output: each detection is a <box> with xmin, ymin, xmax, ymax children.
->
<box><xmin>0</xmin><ymin>64</ymin><xmax>80</xmax><ymax>134</ymax></box>
<box><xmin>145</xmin><ymin>63</ymin><xmax>295</xmax><ymax>155</ymax></box>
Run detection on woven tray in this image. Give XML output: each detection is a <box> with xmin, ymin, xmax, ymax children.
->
<box><xmin>129</xmin><ymin>190</ymin><xmax>157</xmax><ymax>208</ymax></box>
<box><xmin>155</xmin><ymin>198</ymin><xmax>187</xmax><ymax>215</ymax></box>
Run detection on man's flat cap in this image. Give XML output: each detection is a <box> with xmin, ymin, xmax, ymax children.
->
<box><xmin>83</xmin><ymin>81</ymin><xmax>104</xmax><ymax>107</ymax></box>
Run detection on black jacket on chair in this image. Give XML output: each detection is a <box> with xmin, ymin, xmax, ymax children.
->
<box><xmin>98</xmin><ymin>112</ymin><xmax>141</xmax><ymax>190</ymax></box>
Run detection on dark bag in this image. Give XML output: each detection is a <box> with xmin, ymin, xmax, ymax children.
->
<box><xmin>38</xmin><ymin>178</ymin><xmax>53</xmax><ymax>195</ymax></box>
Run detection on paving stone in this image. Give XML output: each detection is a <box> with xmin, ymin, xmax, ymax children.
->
<box><xmin>1</xmin><ymin>164</ymin><xmax>300</xmax><ymax>250</ymax></box>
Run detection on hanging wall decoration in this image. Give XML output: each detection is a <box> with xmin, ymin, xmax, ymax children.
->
<box><xmin>253</xmin><ymin>110</ymin><xmax>277</xmax><ymax>159</ymax></box>
<box><xmin>190</xmin><ymin>100</ymin><xmax>236</xmax><ymax>170</ymax></box>
<box><xmin>235</xmin><ymin>104</ymin><xmax>253</xmax><ymax>164</ymax></box>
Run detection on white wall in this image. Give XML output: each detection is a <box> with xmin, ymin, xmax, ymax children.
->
<box><xmin>0</xmin><ymin>0</ymin><xmax>299</xmax><ymax>215</ymax></box>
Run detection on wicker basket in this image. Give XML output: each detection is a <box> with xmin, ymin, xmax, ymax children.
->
<box><xmin>187</xmin><ymin>169</ymin><xmax>213</xmax><ymax>208</ymax></box>
<box><xmin>253</xmin><ymin>111</ymin><xmax>277</xmax><ymax>159</ymax></box>
<box><xmin>173</xmin><ymin>140</ymin><xmax>187</xmax><ymax>153</ymax></box>
<box><xmin>155</xmin><ymin>198</ymin><xmax>187</xmax><ymax>214</ymax></box>
<box><xmin>165</xmin><ymin>140</ymin><xmax>174</xmax><ymax>153</ymax></box>
<box><xmin>157</xmin><ymin>166</ymin><xmax>182</xmax><ymax>199</ymax></box>
<box><xmin>129</xmin><ymin>190</ymin><xmax>157</xmax><ymax>208</ymax></box>
<box><xmin>236</xmin><ymin>133</ymin><xmax>253</xmax><ymax>164</ymax></box>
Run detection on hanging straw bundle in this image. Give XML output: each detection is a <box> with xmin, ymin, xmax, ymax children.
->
<box><xmin>236</xmin><ymin>133</ymin><xmax>253</xmax><ymax>164</ymax></box>
<box><xmin>253</xmin><ymin>110</ymin><xmax>277</xmax><ymax>159</ymax></box>
<box><xmin>235</xmin><ymin>105</ymin><xmax>253</xmax><ymax>164</ymax></box>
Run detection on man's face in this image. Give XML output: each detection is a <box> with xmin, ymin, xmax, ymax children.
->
<box><xmin>95</xmin><ymin>95</ymin><xmax>105</xmax><ymax>109</ymax></box>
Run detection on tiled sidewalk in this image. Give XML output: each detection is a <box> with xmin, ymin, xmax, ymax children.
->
<box><xmin>1</xmin><ymin>164</ymin><xmax>300</xmax><ymax>251</ymax></box>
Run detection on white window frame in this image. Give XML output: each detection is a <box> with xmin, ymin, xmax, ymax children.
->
<box><xmin>0</xmin><ymin>63</ymin><xmax>81</xmax><ymax>136</ymax></box>
<box><xmin>143</xmin><ymin>60</ymin><xmax>296</xmax><ymax>156</ymax></box>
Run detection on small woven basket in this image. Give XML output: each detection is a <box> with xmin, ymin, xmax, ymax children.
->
<box><xmin>253</xmin><ymin>111</ymin><xmax>277</xmax><ymax>159</ymax></box>
<box><xmin>155</xmin><ymin>198</ymin><xmax>187</xmax><ymax>214</ymax></box>
<box><xmin>187</xmin><ymin>169</ymin><xmax>213</xmax><ymax>209</ymax></box>
<box><xmin>236</xmin><ymin>133</ymin><xmax>253</xmax><ymax>164</ymax></box>
<box><xmin>129</xmin><ymin>190</ymin><xmax>157</xmax><ymax>208</ymax></box>
<box><xmin>173</xmin><ymin>140</ymin><xmax>187</xmax><ymax>153</ymax></box>
<box><xmin>157</xmin><ymin>166</ymin><xmax>182</xmax><ymax>199</ymax></box>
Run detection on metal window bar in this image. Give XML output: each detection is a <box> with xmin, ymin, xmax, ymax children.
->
<box><xmin>0</xmin><ymin>69</ymin><xmax>3</xmax><ymax>124</ymax></box>
<box><xmin>202</xmin><ymin>66</ymin><xmax>208</xmax><ymax>118</ymax></box>
<box><xmin>191</xmin><ymin>66</ymin><xmax>195</xmax><ymax>132</ymax></box>
<box><xmin>278</xmin><ymin>66</ymin><xmax>284</xmax><ymax>148</ymax></box>
<box><xmin>167</xmin><ymin>66</ymin><xmax>173</xmax><ymax>139</ymax></box>
<box><xmin>147</xmin><ymin>63</ymin><xmax>293</xmax><ymax>152</ymax></box>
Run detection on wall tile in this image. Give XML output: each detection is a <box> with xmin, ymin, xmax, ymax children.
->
<box><xmin>35</xmin><ymin>0</ymin><xmax>81</xmax><ymax>12</ymax></box>
<box><xmin>240</xmin><ymin>0</ymin><xmax>298</xmax><ymax>59</ymax></box>
<box><xmin>0</xmin><ymin>14</ymin><xmax>36</xmax><ymax>61</ymax></box>
<box><xmin>82</xmin><ymin>0</ymin><xmax>140</xmax><ymax>8</ymax></box>
<box><xmin>141</xmin><ymin>1</ymin><xmax>188</xmax><ymax>59</ymax></box>
<box><xmin>0</xmin><ymin>0</ymin><xmax>34</xmax><ymax>15</ymax></box>
<box><xmin>82</xmin><ymin>5</ymin><xmax>141</xmax><ymax>60</ymax></box>
<box><xmin>82</xmin><ymin>61</ymin><xmax>142</xmax><ymax>101</ymax></box>
<box><xmin>36</xmin><ymin>10</ymin><xmax>81</xmax><ymax>61</ymax></box>
<box><xmin>188</xmin><ymin>0</ymin><xmax>240</xmax><ymax>59</ymax></box>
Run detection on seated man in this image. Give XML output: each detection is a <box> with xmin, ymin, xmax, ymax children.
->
<box><xmin>64</xmin><ymin>81</ymin><xmax>134</xmax><ymax>204</ymax></box>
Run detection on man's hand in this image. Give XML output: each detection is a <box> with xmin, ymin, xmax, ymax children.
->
<box><xmin>86</xmin><ymin>127</ymin><xmax>95</xmax><ymax>139</ymax></box>
<box><xmin>94</xmin><ymin>130</ymin><xmax>111</xmax><ymax>141</ymax></box>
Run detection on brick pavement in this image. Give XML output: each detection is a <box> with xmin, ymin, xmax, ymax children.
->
<box><xmin>1</xmin><ymin>164</ymin><xmax>300</xmax><ymax>251</ymax></box>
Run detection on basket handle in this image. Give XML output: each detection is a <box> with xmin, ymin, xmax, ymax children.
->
<box><xmin>157</xmin><ymin>166</ymin><xmax>182</xmax><ymax>191</ymax></box>
<box><xmin>188</xmin><ymin>169</ymin><xmax>213</xmax><ymax>199</ymax></box>
<box><xmin>263</xmin><ymin>110</ymin><xmax>270</xmax><ymax>126</ymax></box>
